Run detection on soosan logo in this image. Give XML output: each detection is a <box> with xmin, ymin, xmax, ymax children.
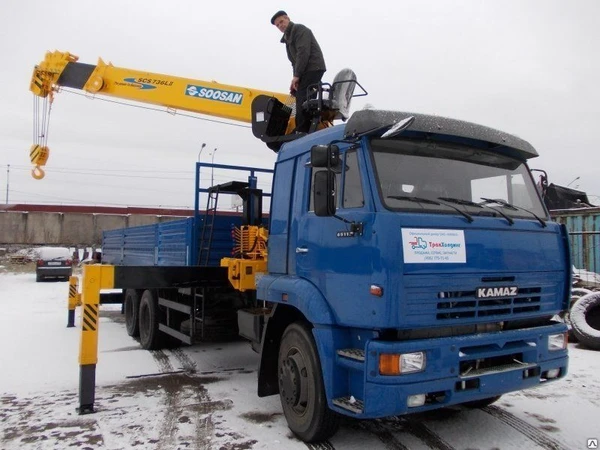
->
<box><xmin>185</xmin><ymin>85</ymin><xmax>243</xmax><ymax>104</ymax></box>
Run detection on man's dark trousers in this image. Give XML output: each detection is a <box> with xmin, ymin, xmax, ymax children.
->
<box><xmin>295</xmin><ymin>70</ymin><xmax>325</xmax><ymax>133</ymax></box>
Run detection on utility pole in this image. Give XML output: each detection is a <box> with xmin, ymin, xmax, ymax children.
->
<box><xmin>198</xmin><ymin>142</ymin><xmax>206</xmax><ymax>162</ymax></box>
<box><xmin>5</xmin><ymin>164</ymin><xmax>9</xmax><ymax>205</ymax></box>
<box><xmin>210</xmin><ymin>148</ymin><xmax>218</xmax><ymax>187</ymax></box>
<box><xmin>210</xmin><ymin>148</ymin><xmax>218</xmax><ymax>210</ymax></box>
<box><xmin>567</xmin><ymin>176</ymin><xmax>580</xmax><ymax>188</ymax></box>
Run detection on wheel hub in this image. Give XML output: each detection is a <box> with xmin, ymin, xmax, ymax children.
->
<box><xmin>280</xmin><ymin>354</ymin><xmax>301</xmax><ymax>406</ymax></box>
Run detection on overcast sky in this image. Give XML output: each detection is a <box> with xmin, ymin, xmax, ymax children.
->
<box><xmin>0</xmin><ymin>0</ymin><xmax>598</xmax><ymax>209</ymax></box>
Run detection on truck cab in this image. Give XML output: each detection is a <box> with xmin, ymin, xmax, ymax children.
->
<box><xmin>257</xmin><ymin>109</ymin><xmax>569</xmax><ymax>441</ymax></box>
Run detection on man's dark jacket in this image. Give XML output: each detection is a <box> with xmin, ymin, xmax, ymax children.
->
<box><xmin>281</xmin><ymin>22</ymin><xmax>326</xmax><ymax>78</ymax></box>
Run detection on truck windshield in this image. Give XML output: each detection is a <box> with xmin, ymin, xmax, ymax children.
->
<box><xmin>371</xmin><ymin>138</ymin><xmax>547</xmax><ymax>219</ymax></box>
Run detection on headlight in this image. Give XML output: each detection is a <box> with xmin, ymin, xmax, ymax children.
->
<box><xmin>548</xmin><ymin>333</ymin><xmax>567</xmax><ymax>351</ymax></box>
<box><xmin>379</xmin><ymin>352</ymin><xmax>426</xmax><ymax>375</ymax></box>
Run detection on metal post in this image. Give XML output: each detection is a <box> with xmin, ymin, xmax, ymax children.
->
<box><xmin>78</xmin><ymin>264</ymin><xmax>114</xmax><ymax>415</ymax></box>
<box><xmin>5</xmin><ymin>164</ymin><xmax>9</xmax><ymax>204</ymax></box>
<box><xmin>210</xmin><ymin>148</ymin><xmax>218</xmax><ymax>187</ymax></box>
<box><xmin>67</xmin><ymin>276</ymin><xmax>80</xmax><ymax>328</ymax></box>
<box><xmin>197</xmin><ymin>143</ymin><xmax>206</xmax><ymax>214</ymax></box>
<box><xmin>198</xmin><ymin>142</ymin><xmax>206</xmax><ymax>162</ymax></box>
<box><xmin>210</xmin><ymin>148</ymin><xmax>218</xmax><ymax>209</ymax></box>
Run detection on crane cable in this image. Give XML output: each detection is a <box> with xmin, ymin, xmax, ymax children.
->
<box><xmin>29</xmin><ymin>87</ymin><xmax>297</xmax><ymax>180</ymax></box>
<box><xmin>31</xmin><ymin>91</ymin><xmax>53</xmax><ymax>179</ymax></box>
<box><xmin>60</xmin><ymin>88</ymin><xmax>254</xmax><ymax>129</ymax></box>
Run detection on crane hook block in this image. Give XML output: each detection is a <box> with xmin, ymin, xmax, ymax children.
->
<box><xmin>29</xmin><ymin>144</ymin><xmax>49</xmax><ymax>180</ymax></box>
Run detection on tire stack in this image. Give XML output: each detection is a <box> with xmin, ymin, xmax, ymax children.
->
<box><xmin>569</xmin><ymin>291</ymin><xmax>600</xmax><ymax>350</ymax></box>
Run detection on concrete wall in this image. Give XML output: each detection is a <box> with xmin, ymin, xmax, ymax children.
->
<box><xmin>129</xmin><ymin>214</ymin><xmax>160</xmax><ymax>228</ymax></box>
<box><xmin>94</xmin><ymin>215</ymin><xmax>128</xmax><ymax>244</ymax></box>
<box><xmin>0</xmin><ymin>211</ymin><xmax>186</xmax><ymax>246</ymax></box>
<box><xmin>26</xmin><ymin>213</ymin><xmax>62</xmax><ymax>244</ymax></box>
<box><xmin>1</xmin><ymin>212</ymin><xmax>27</xmax><ymax>243</ymax></box>
<box><xmin>62</xmin><ymin>213</ymin><xmax>95</xmax><ymax>245</ymax></box>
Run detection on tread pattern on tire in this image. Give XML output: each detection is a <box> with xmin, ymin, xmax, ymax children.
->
<box><xmin>125</xmin><ymin>289</ymin><xmax>140</xmax><ymax>337</ymax></box>
<box><xmin>570</xmin><ymin>292</ymin><xmax>600</xmax><ymax>350</ymax></box>
<box><xmin>139</xmin><ymin>290</ymin><xmax>164</xmax><ymax>350</ymax></box>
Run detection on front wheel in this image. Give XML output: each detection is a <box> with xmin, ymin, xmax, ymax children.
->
<box><xmin>278</xmin><ymin>322</ymin><xmax>340</xmax><ymax>442</ymax></box>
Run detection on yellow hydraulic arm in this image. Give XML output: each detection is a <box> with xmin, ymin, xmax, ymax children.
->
<box><xmin>29</xmin><ymin>51</ymin><xmax>296</xmax><ymax>178</ymax></box>
<box><xmin>31</xmin><ymin>51</ymin><xmax>290</xmax><ymax>121</ymax></box>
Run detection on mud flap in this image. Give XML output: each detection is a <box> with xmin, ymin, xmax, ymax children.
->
<box><xmin>257</xmin><ymin>304</ymin><xmax>289</xmax><ymax>397</ymax></box>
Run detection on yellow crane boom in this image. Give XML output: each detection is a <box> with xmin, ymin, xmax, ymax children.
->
<box><xmin>29</xmin><ymin>51</ymin><xmax>295</xmax><ymax>178</ymax></box>
<box><xmin>31</xmin><ymin>51</ymin><xmax>291</xmax><ymax>121</ymax></box>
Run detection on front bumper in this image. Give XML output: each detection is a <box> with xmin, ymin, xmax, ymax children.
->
<box><xmin>330</xmin><ymin>323</ymin><xmax>568</xmax><ymax>418</ymax></box>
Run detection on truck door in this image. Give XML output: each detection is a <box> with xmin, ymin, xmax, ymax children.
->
<box><xmin>293</xmin><ymin>147</ymin><xmax>379</xmax><ymax>326</ymax></box>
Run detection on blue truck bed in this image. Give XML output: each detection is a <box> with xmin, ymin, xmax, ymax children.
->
<box><xmin>102</xmin><ymin>214</ymin><xmax>243</xmax><ymax>267</ymax></box>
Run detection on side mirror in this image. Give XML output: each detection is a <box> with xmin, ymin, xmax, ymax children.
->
<box><xmin>310</xmin><ymin>144</ymin><xmax>340</xmax><ymax>168</ymax></box>
<box><xmin>313</xmin><ymin>170</ymin><xmax>336</xmax><ymax>216</ymax></box>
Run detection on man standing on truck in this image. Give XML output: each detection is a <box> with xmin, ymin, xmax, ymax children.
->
<box><xmin>271</xmin><ymin>10</ymin><xmax>326</xmax><ymax>133</ymax></box>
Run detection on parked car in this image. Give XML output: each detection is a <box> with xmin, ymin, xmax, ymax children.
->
<box><xmin>35</xmin><ymin>247</ymin><xmax>73</xmax><ymax>282</ymax></box>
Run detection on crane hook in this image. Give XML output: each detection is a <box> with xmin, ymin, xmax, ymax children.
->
<box><xmin>32</xmin><ymin>165</ymin><xmax>46</xmax><ymax>180</ymax></box>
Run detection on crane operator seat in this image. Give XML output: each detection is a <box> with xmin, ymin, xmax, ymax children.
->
<box><xmin>303</xmin><ymin>68</ymin><xmax>358</xmax><ymax>130</ymax></box>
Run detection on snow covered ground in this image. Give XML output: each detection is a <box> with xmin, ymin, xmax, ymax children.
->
<box><xmin>1</xmin><ymin>269</ymin><xmax>599</xmax><ymax>450</ymax></box>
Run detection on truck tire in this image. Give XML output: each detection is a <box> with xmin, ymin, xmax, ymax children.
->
<box><xmin>462</xmin><ymin>395</ymin><xmax>501</xmax><ymax>409</ymax></box>
<box><xmin>278</xmin><ymin>322</ymin><xmax>340</xmax><ymax>442</ymax></box>
<box><xmin>564</xmin><ymin>312</ymin><xmax>578</xmax><ymax>343</ymax></box>
<box><xmin>139</xmin><ymin>289</ymin><xmax>163</xmax><ymax>350</ymax></box>
<box><xmin>560</xmin><ymin>288</ymin><xmax>593</xmax><ymax>343</ymax></box>
<box><xmin>571</xmin><ymin>288</ymin><xmax>593</xmax><ymax>302</ymax></box>
<box><xmin>124</xmin><ymin>289</ymin><xmax>140</xmax><ymax>337</ymax></box>
<box><xmin>570</xmin><ymin>292</ymin><xmax>600</xmax><ymax>350</ymax></box>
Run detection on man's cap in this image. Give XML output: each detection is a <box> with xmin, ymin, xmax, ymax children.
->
<box><xmin>270</xmin><ymin>10</ymin><xmax>287</xmax><ymax>25</ymax></box>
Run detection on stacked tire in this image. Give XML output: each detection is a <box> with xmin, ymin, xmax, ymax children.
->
<box><xmin>570</xmin><ymin>292</ymin><xmax>600</xmax><ymax>350</ymax></box>
<box><xmin>566</xmin><ymin>288</ymin><xmax>593</xmax><ymax>342</ymax></box>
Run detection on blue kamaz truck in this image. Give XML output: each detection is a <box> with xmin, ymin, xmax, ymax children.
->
<box><xmin>100</xmin><ymin>109</ymin><xmax>570</xmax><ymax>442</ymax></box>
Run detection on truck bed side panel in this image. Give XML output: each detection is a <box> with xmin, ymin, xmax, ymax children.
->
<box><xmin>103</xmin><ymin>214</ymin><xmax>244</xmax><ymax>266</ymax></box>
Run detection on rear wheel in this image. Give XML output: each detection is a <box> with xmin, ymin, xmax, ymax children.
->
<box><xmin>278</xmin><ymin>322</ymin><xmax>340</xmax><ymax>442</ymax></box>
<box><xmin>124</xmin><ymin>289</ymin><xmax>141</xmax><ymax>337</ymax></box>
<box><xmin>139</xmin><ymin>289</ymin><xmax>163</xmax><ymax>350</ymax></box>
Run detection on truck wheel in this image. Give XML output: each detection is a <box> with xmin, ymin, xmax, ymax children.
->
<box><xmin>570</xmin><ymin>292</ymin><xmax>600</xmax><ymax>350</ymax></box>
<box><xmin>139</xmin><ymin>290</ymin><xmax>163</xmax><ymax>350</ymax></box>
<box><xmin>278</xmin><ymin>322</ymin><xmax>340</xmax><ymax>442</ymax></box>
<box><xmin>462</xmin><ymin>395</ymin><xmax>501</xmax><ymax>408</ymax></box>
<box><xmin>124</xmin><ymin>289</ymin><xmax>140</xmax><ymax>337</ymax></box>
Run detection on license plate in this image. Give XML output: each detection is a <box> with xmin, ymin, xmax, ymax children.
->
<box><xmin>47</xmin><ymin>262</ymin><xmax>61</xmax><ymax>266</ymax></box>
